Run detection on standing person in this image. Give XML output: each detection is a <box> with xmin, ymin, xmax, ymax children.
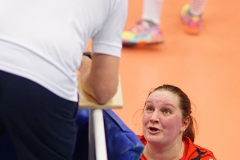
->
<box><xmin>122</xmin><ymin>0</ymin><xmax>207</xmax><ymax>46</ymax></box>
<box><xmin>138</xmin><ymin>84</ymin><xmax>216</xmax><ymax>159</ymax></box>
<box><xmin>0</xmin><ymin>0</ymin><xmax>128</xmax><ymax>159</ymax></box>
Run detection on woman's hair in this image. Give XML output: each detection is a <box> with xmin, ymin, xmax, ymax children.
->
<box><xmin>147</xmin><ymin>84</ymin><xmax>197</xmax><ymax>142</ymax></box>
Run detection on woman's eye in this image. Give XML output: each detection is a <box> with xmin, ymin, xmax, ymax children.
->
<box><xmin>146</xmin><ymin>106</ymin><xmax>154</xmax><ymax>112</ymax></box>
<box><xmin>162</xmin><ymin>109</ymin><xmax>171</xmax><ymax>115</ymax></box>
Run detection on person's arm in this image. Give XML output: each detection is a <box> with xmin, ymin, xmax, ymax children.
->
<box><xmin>78</xmin><ymin>0</ymin><xmax>127</xmax><ymax>104</ymax></box>
<box><xmin>78</xmin><ymin>53</ymin><xmax>119</xmax><ymax>105</ymax></box>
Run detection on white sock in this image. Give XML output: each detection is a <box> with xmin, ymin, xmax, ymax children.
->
<box><xmin>189</xmin><ymin>0</ymin><xmax>207</xmax><ymax>16</ymax></box>
<box><xmin>141</xmin><ymin>0</ymin><xmax>164</xmax><ymax>25</ymax></box>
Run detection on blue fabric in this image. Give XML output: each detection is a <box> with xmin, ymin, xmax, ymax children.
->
<box><xmin>0</xmin><ymin>109</ymin><xmax>144</xmax><ymax>160</ymax></box>
<box><xmin>73</xmin><ymin>109</ymin><xmax>144</xmax><ymax>160</ymax></box>
<box><xmin>103</xmin><ymin>109</ymin><xmax>144</xmax><ymax>160</ymax></box>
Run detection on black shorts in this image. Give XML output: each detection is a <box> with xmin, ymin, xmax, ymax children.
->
<box><xmin>0</xmin><ymin>70</ymin><xmax>78</xmax><ymax>160</ymax></box>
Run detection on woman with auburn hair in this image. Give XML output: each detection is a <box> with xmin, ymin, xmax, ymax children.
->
<box><xmin>138</xmin><ymin>84</ymin><xmax>216</xmax><ymax>160</ymax></box>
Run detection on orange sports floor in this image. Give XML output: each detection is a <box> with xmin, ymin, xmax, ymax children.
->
<box><xmin>113</xmin><ymin>0</ymin><xmax>240</xmax><ymax>159</ymax></box>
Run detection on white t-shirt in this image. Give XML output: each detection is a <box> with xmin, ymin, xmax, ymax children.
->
<box><xmin>0</xmin><ymin>0</ymin><xmax>128</xmax><ymax>102</ymax></box>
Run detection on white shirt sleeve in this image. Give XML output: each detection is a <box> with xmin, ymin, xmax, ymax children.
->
<box><xmin>92</xmin><ymin>0</ymin><xmax>128</xmax><ymax>58</ymax></box>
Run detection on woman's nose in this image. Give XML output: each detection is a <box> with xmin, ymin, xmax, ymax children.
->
<box><xmin>149</xmin><ymin>112</ymin><xmax>159</xmax><ymax>123</ymax></box>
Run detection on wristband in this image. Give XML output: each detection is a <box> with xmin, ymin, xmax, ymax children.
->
<box><xmin>83</xmin><ymin>52</ymin><xmax>92</xmax><ymax>59</ymax></box>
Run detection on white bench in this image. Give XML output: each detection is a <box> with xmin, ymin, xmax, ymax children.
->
<box><xmin>78</xmin><ymin>76</ymin><xmax>123</xmax><ymax>160</ymax></box>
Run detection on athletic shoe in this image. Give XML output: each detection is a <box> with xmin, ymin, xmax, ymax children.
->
<box><xmin>122</xmin><ymin>20</ymin><xmax>163</xmax><ymax>46</ymax></box>
<box><xmin>180</xmin><ymin>4</ymin><xmax>202</xmax><ymax>34</ymax></box>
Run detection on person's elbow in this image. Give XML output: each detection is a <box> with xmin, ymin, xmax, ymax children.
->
<box><xmin>86</xmin><ymin>53</ymin><xmax>120</xmax><ymax>105</ymax></box>
<box><xmin>93</xmin><ymin>85</ymin><xmax>118</xmax><ymax>105</ymax></box>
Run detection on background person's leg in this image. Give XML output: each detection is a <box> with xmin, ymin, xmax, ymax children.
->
<box><xmin>189</xmin><ymin>0</ymin><xmax>207</xmax><ymax>16</ymax></box>
<box><xmin>142</xmin><ymin>0</ymin><xmax>164</xmax><ymax>25</ymax></box>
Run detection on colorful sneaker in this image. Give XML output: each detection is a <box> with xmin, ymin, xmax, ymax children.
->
<box><xmin>180</xmin><ymin>4</ymin><xmax>202</xmax><ymax>34</ymax></box>
<box><xmin>122</xmin><ymin>20</ymin><xmax>163</xmax><ymax>46</ymax></box>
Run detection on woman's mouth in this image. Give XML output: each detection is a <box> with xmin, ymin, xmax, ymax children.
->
<box><xmin>148</xmin><ymin>127</ymin><xmax>161</xmax><ymax>134</ymax></box>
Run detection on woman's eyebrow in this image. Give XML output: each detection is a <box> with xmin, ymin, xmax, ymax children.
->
<box><xmin>162</xmin><ymin>101</ymin><xmax>175</xmax><ymax>108</ymax></box>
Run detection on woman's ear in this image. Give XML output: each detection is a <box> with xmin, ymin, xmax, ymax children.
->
<box><xmin>181</xmin><ymin>116</ymin><xmax>190</xmax><ymax>132</ymax></box>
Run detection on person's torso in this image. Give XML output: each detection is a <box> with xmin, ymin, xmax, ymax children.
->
<box><xmin>0</xmin><ymin>0</ymin><xmax>121</xmax><ymax>101</ymax></box>
<box><xmin>138</xmin><ymin>135</ymin><xmax>216</xmax><ymax>160</ymax></box>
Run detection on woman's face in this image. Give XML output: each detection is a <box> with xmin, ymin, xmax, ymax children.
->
<box><xmin>142</xmin><ymin>90</ymin><xmax>188</xmax><ymax>146</ymax></box>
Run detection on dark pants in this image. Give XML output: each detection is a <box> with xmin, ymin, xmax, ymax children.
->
<box><xmin>0</xmin><ymin>70</ymin><xmax>78</xmax><ymax>160</ymax></box>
